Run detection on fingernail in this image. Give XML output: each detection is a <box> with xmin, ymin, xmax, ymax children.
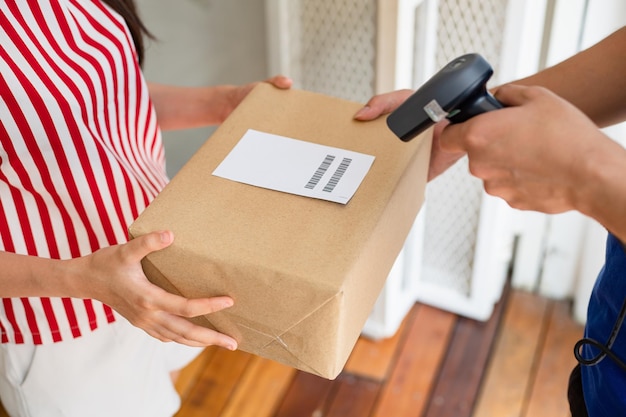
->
<box><xmin>159</xmin><ymin>231</ymin><xmax>172</xmax><ymax>243</ymax></box>
<box><xmin>227</xmin><ymin>340</ymin><xmax>238</xmax><ymax>351</ymax></box>
<box><xmin>354</xmin><ymin>105</ymin><xmax>370</xmax><ymax>119</ymax></box>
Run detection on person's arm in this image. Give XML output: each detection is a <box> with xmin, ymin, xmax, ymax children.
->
<box><xmin>508</xmin><ymin>26</ymin><xmax>626</xmax><ymax>127</ymax></box>
<box><xmin>355</xmin><ymin>27</ymin><xmax>626</xmax><ymax>178</ymax></box>
<box><xmin>148</xmin><ymin>75</ymin><xmax>292</xmax><ymax>131</ymax></box>
<box><xmin>0</xmin><ymin>231</ymin><xmax>238</xmax><ymax>349</ymax></box>
<box><xmin>354</xmin><ymin>27</ymin><xmax>626</xmax><ymax>242</ymax></box>
<box><xmin>454</xmin><ymin>26</ymin><xmax>626</xmax><ymax>241</ymax></box>
<box><xmin>440</xmin><ymin>83</ymin><xmax>626</xmax><ymax>244</ymax></box>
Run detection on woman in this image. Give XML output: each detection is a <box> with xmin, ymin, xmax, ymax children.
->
<box><xmin>0</xmin><ymin>1</ymin><xmax>291</xmax><ymax>415</ymax></box>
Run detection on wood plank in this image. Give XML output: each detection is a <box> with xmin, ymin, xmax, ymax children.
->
<box><xmin>172</xmin><ymin>288</ymin><xmax>584</xmax><ymax>417</ymax></box>
<box><xmin>344</xmin><ymin>302</ymin><xmax>416</xmax><ymax>381</ymax></box>
<box><xmin>274</xmin><ymin>304</ymin><xmax>418</xmax><ymax>416</ymax></box>
<box><xmin>422</xmin><ymin>282</ymin><xmax>510</xmax><ymax>417</ymax></box>
<box><xmin>175</xmin><ymin>347</ymin><xmax>217</xmax><ymax>401</ymax></box>
<box><xmin>219</xmin><ymin>356</ymin><xmax>296</xmax><ymax>417</ymax></box>
<box><xmin>175</xmin><ymin>348</ymin><xmax>253</xmax><ymax>417</ymax></box>
<box><xmin>274</xmin><ymin>371</ymin><xmax>337</xmax><ymax>417</ymax></box>
<box><xmin>472</xmin><ymin>290</ymin><xmax>550</xmax><ymax>417</ymax></box>
<box><xmin>371</xmin><ymin>304</ymin><xmax>457</xmax><ymax>417</ymax></box>
<box><xmin>326</xmin><ymin>374</ymin><xmax>381</xmax><ymax>417</ymax></box>
<box><xmin>524</xmin><ymin>300</ymin><xmax>584</xmax><ymax>417</ymax></box>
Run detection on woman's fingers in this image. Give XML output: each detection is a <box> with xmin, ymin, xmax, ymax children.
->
<box><xmin>265</xmin><ymin>74</ymin><xmax>293</xmax><ymax>89</ymax></box>
<box><xmin>354</xmin><ymin>89</ymin><xmax>414</xmax><ymax>120</ymax></box>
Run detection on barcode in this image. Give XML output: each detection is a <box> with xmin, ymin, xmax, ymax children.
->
<box><xmin>323</xmin><ymin>157</ymin><xmax>352</xmax><ymax>192</ymax></box>
<box><xmin>305</xmin><ymin>154</ymin><xmax>335</xmax><ymax>189</ymax></box>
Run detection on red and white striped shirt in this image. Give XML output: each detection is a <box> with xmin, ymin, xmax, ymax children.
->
<box><xmin>0</xmin><ymin>0</ymin><xmax>168</xmax><ymax>344</ymax></box>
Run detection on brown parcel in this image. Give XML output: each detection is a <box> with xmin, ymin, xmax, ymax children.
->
<box><xmin>128</xmin><ymin>83</ymin><xmax>432</xmax><ymax>380</ymax></box>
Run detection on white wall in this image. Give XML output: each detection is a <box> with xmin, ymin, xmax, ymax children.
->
<box><xmin>136</xmin><ymin>0</ymin><xmax>270</xmax><ymax>177</ymax></box>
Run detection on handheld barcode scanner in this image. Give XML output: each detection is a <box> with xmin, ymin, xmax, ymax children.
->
<box><xmin>386</xmin><ymin>53</ymin><xmax>503</xmax><ymax>142</ymax></box>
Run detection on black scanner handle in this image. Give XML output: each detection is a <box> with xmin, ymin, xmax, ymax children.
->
<box><xmin>386</xmin><ymin>53</ymin><xmax>503</xmax><ymax>142</ymax></box>
<box><xmin>447</xmin><ymin>85</ymin><xmax>502</xmax><ymax>124</ymax></box>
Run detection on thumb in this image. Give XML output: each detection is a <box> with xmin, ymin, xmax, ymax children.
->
<box><xmin>354</xmin><ymin>89</ymin><xmax>414</xmax><ymax>120</ymax></box>
<box><xmin>126</xmin><ymin>230</ymin><xmax>174</xmax><ymax>261</ymax></box>
<box><xmin>493</xmin><ymin>83</ymin><xmax>532</xmax><ymax>107</ymax></box>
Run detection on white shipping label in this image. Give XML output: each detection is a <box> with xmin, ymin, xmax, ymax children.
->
<box><xmin>212</xmin><ymin>129</ymin><xmax>375</xmax><ymax>204</ymax></box>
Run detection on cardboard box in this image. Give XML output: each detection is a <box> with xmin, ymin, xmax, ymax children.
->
<box><xmin>129</xmin><ymin>83</ymin><xmax>432</xmax><ymax>379</ymax></box>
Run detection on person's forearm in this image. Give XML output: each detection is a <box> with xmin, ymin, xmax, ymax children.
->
<box><xmin>574</xmin><ymin>134</ymin><xmax>626</xmax><ymax>243</ymax></box>
<box><xmin>0</xmin><ymin>251</ymin><xmax>77</xmax><ymax>298</ymax></box>
<box><xmin>510</xmin><ymin>27</ymin><xmax>626</xmax><ymax>127</ymax></box>
<box><xmin>148</xmin><ymin>83</ymin><xmax>237</xmax><ymax>131</ymax></box>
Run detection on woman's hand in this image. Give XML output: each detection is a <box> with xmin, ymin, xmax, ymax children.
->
<box><xmin>149</xmin><ymin>75</ymin><xmax>292</xmax><ymax>131</ymax></box>
<box><xmin>68</xmin><ymin>231</ymin><xmax>238</xmax><ymax>350</ymax></box>
<box><xmin>353</xmin><ymin>89</ymin><xmax>414</xmax><ymax>120</ymax></box>
<box><xmin>220</xmin><ymin>75</ymin><xmax>293</xmax><ymax>122</ymax></box>
<box><xmin>354</xmin><ymin>89</ymin><xmax>464</xmax><ymax>180</ymax></box>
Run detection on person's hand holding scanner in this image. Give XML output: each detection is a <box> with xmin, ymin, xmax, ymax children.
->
<box><xmin>355</xmin><ymin>82</ymin><xmax>626</xmax><ymax>244</ymax></box>
<box><xmin>438</xmin><ymin>83</ymin><xmax>624</xmax><ymax>215</ymax></box>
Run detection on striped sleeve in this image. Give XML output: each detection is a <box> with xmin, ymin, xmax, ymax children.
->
<box><xmin>0</xmin><ymin>0</ymin><xmax>167</xmax><ymax>344</ymax></box>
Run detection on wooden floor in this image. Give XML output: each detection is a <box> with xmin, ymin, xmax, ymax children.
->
<box><xmin>174</xmin><ymin>288</ymin><xmax>584</xmax><ymax>417</ymax></box>
<box><xmin>0</xmin><ymin>288</ymin><xmax>582</xmax><ymax>417</ymax></box>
